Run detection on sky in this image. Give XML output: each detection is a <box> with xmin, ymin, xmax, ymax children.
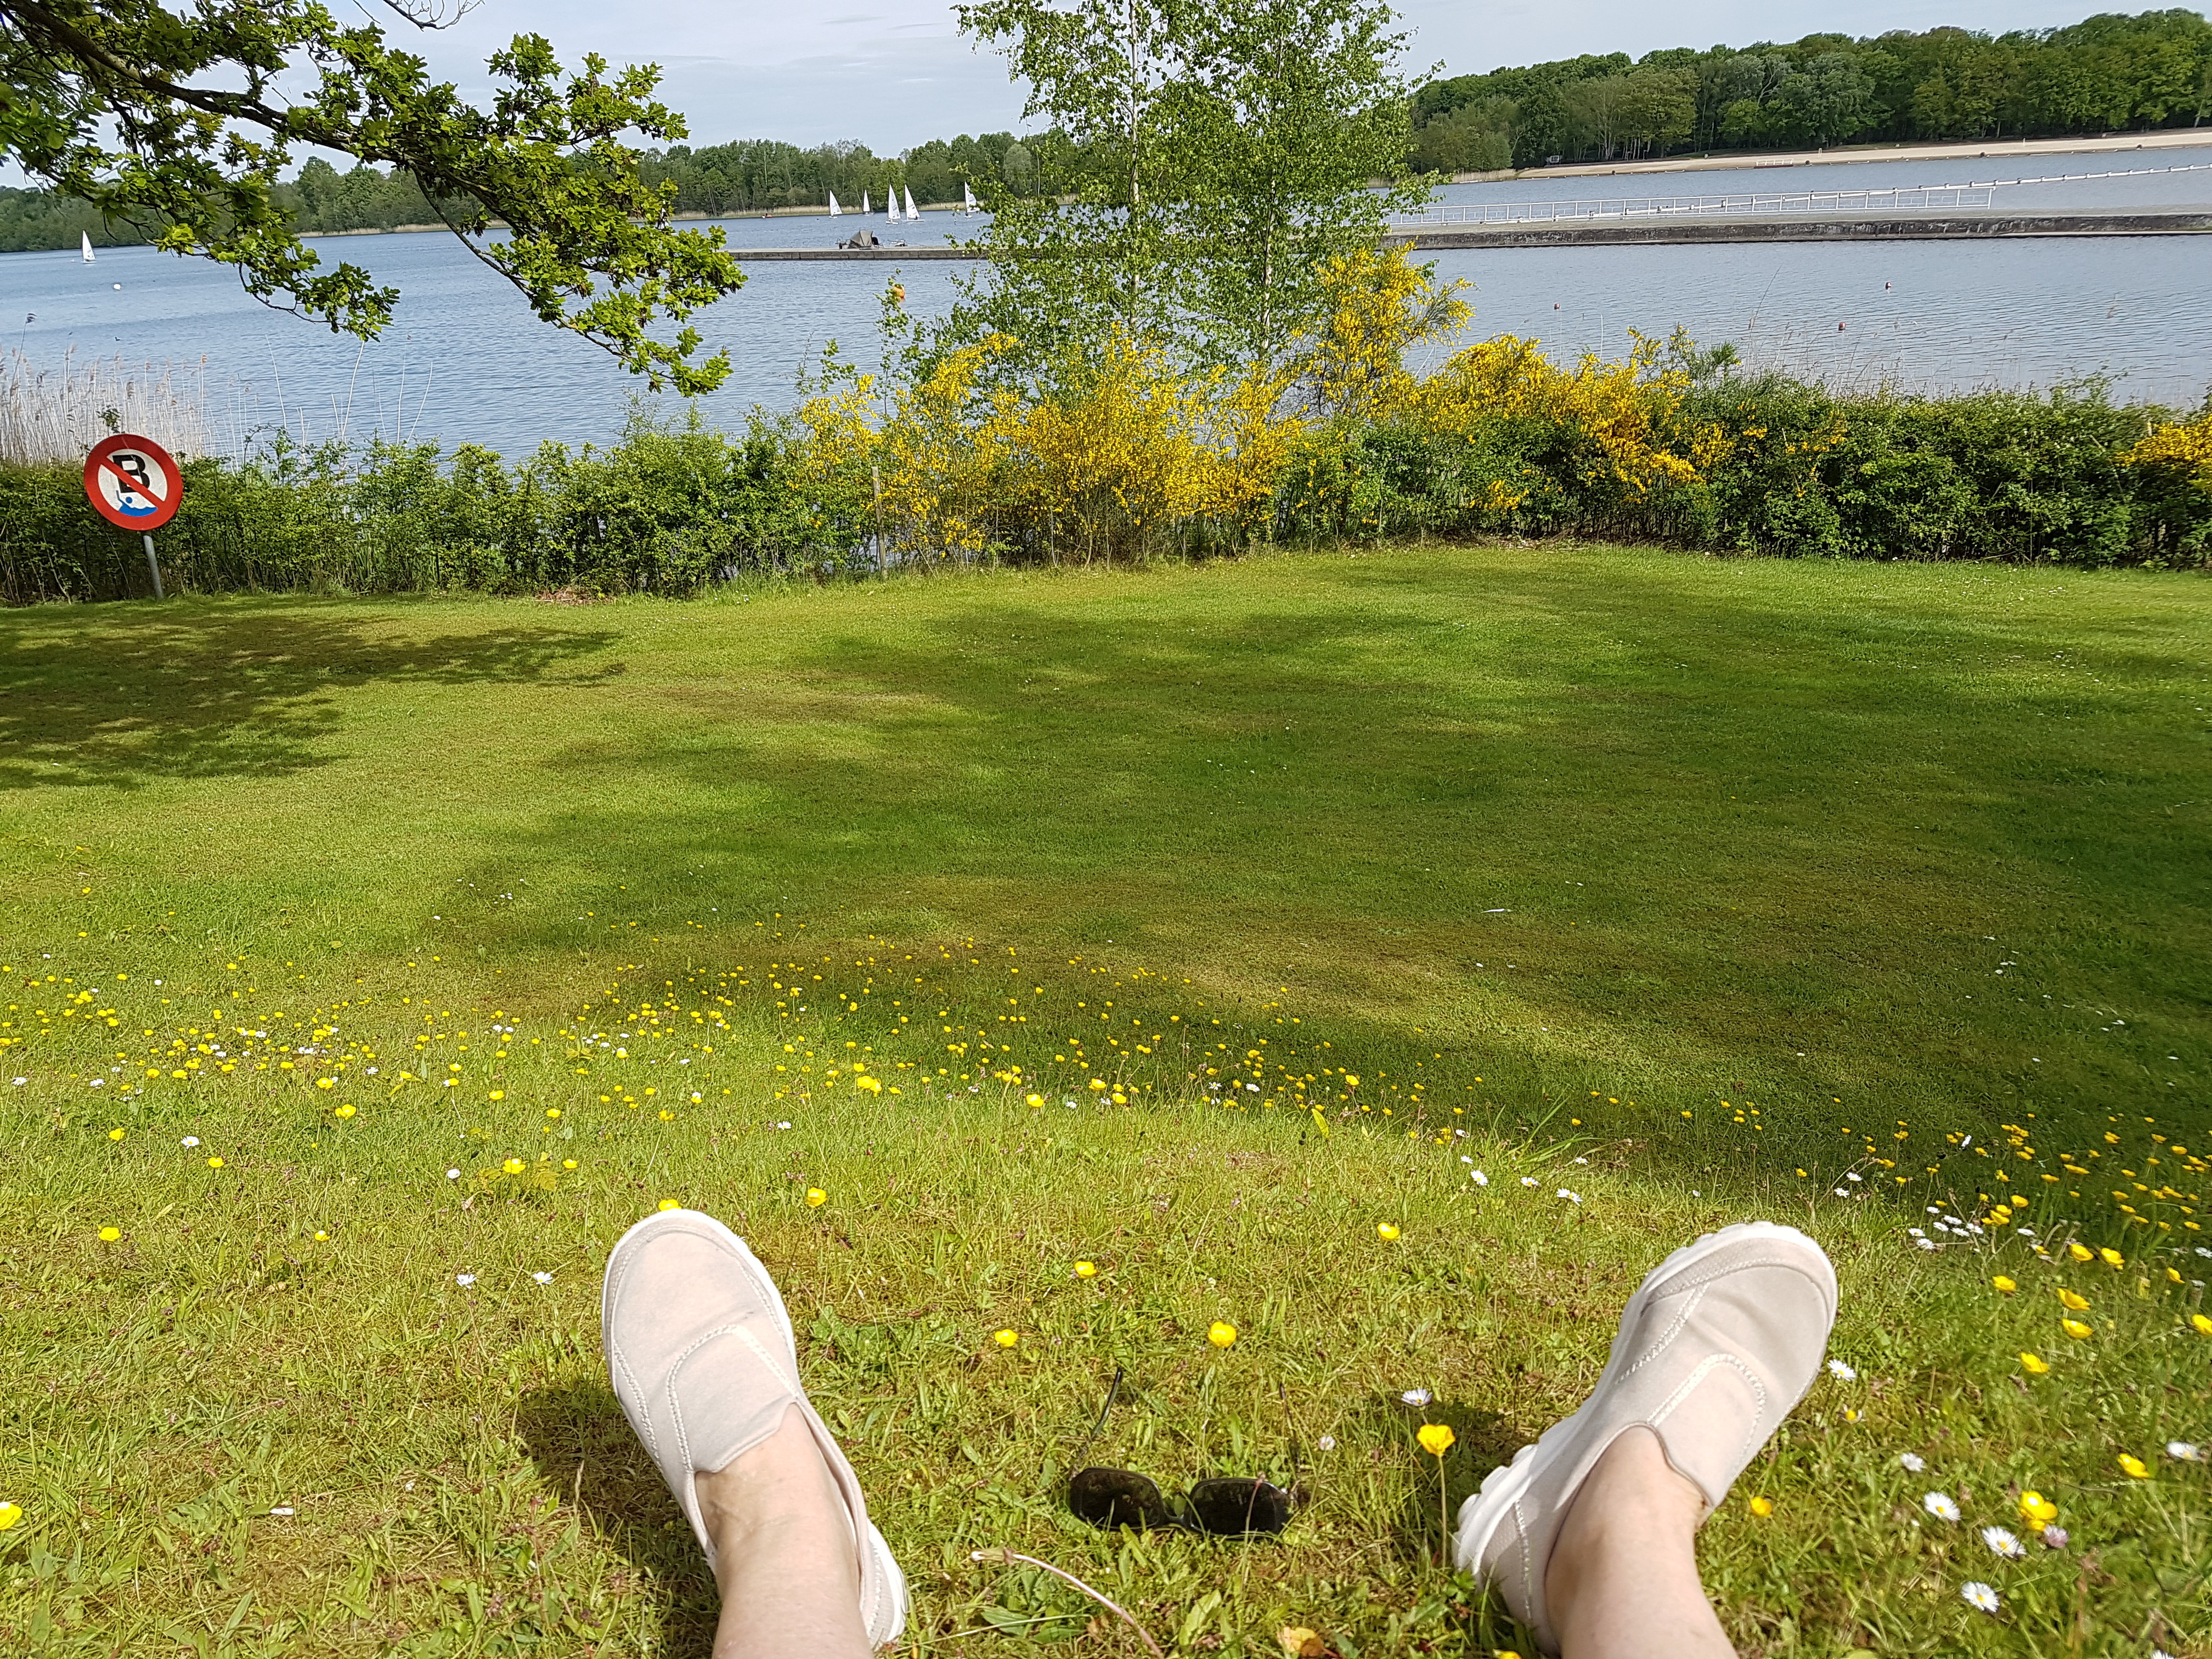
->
<box><xmin>396</xmin><ymin>0</ymin><xmax>2118</xmax><ymax>154</ymax></box>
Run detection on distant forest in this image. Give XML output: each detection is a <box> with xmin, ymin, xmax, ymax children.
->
<box><xmin>2</xmin><ymin>8</ymin><xmax>2207</xmax><ymax>252</ymax></box>
<box><xmin>1413</xmin><ymin>8</ymin><xmax>2212</xmax><ymax>171</ymax></box>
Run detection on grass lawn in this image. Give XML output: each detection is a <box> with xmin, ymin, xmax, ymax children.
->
<box><xmin>2</xmin><ymin>541</ymin><xmax>2208</xmax><ymax>1655</ymax></box>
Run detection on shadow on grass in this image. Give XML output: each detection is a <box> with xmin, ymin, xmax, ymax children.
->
<box><xmin>514</xmin><ymin>1375</ymin><xmax>719</xmax><ymax>1659</ymax></box>
<box><xmin>0</xmin><ymin>599</ymin><xmax>623</xmax><ymax>789</ymax></box>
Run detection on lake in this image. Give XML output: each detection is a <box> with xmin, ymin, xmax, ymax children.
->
<box><xmin>5</xmin><ymin>145</ymin><xmax>2209</xmax><ymax>459</ymax></box>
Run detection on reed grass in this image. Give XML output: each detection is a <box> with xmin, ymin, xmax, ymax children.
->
<box><xmin>0</xmin><ymin>347</ymin><xmax>215</xmax><ymax>468</ymax></box>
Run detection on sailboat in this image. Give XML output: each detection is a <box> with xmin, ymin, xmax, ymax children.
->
<box><xmin>861</xmin><ymin>189</ymin><xmax>871</xmax><ymax>216</ymax></box>
<box><xmin>885</xmin><ymin>188</ymin><xmax>899</xmax><ymax>230</ymax></box>
<box><xmin>962</xmin><ymin>183</ymin><xmax>977</xmax><ymax>215</ymax></box>
<box><xmin>904</xmin><ymin>186</ymin><xmax>921</xmax><ymax>222</ymax></box>
<box><xmin>827</xmin><ymin>191</ymin><xmax>843</xmax><ymax>217</ymax></box>
<box><xmin>81</xmin><ymin>232</ymin><xmax>94</xmax><ymax>263</ymax></box>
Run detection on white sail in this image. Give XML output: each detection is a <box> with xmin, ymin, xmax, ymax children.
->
<box><xmin>81</xmin><ymin>232</ymin><xmax>94</xmax><ymax>262</ymax></box>
<box><xmin>886</xmin><ymin>187</ymin><xmax>898</xmax><ymax>226</ymax></box>
<box><xmin>904</xmin><ymin>186</ymin><xmax>920</xmax><ymax>221</ymax></box>
<box><xmin>861</xmin><ymin>189</ymin><xmax>871</xmax><ymax>215</ymax></box>
<box><xmin>963</xmin><ymin>182</ymin><xmax>977</xmax><ymax>214</ymax></box>
<box><xmin>827</xmin><ymin>191</ymin><xmax>842</xmax><ymax>217</ymax></box>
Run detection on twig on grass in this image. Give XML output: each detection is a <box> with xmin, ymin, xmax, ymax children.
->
<box><xmin>969</xmin><ymin>1547</ymin><xmax>1164</xmax><ymax>1658</ymax></box>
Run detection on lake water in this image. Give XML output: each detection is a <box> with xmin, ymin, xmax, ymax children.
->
<box><xmin>5</xmin><ymin>145</ymin><xmax>2209</xmax><ymax>459</ymax></box>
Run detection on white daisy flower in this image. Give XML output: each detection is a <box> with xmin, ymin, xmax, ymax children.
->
<box><xmin>1316</xmin><ymin>1436</ymin><xmax>1336</xmax><ymax>1452</ymax></box>
<box><xmin>1471</xmin><ymin>1170</ymin><xmax>1489</xmax><ymax>1186</ymax></box>
<box><xmin>2168</xmin><ymin>1441</ymin><xmax>2203</xmax><ymax>1463</ymax></box>
<box><xmin>1520</xmin><ymin>1176</ymin><xmax>1538</xmax><ymax>1188</ymax></box>
<box><xmin>531</xmin><ymin>1271</ymin><xmax>552</xmax><ymax>1284</ymax></box>
<box><xmin>1557</xmin><ymin>1189</ymin><xmax>1581</xmax><ymax>1204</ymax></box>
<box><xmin>1923</xmin><ymin>1492</ymin><xmax>1961</xmax><ymax>1522</ymax></box>
<box><xmin>1827</xmin><ymin>1359</ymin><xmax>1857</xmax><ymax>1381</ymax></box>
<box><xmin>1401</xmin><ymin>1389</ymin><xmax>1432</xmax><ymax>1407</ymax></box>
<box><xmin>446</xmin><ymin>1168</ymin><xmax>461</xmax><ymax>1180</ymax></box>
<box><xmin>1898</xmin><ymin>1452</ymin><xmax>1926</xmax><ymax>1473</ymax></box>
<box><xmin>1980</xmin><ymin>1526</ymin><xmax>2024</xmax><ymax>1559</ymax></box>
<box><xmin>1960</xmin><ymin>1582</ymin><xmax>1999</xmax><ymax>1614</ymax></box>
<box><xmin>181</xmin><ymin>1136</ymin><xmax>200</xmax><ymax>1148</ymax></box>
<box><xmin>455</xmin><ymin>1273</ymin><xmax>476</xmax><ymax>1287</ymax></box>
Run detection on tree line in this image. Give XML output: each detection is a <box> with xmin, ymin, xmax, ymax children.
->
<box><xmin>7</xmin><ymin>7</ymin><xmax>2207</xmax><ymax>258</ymax></box>
<box><xmin>1411</xmin><ymin>8</ymin><xmax>2212</xmax><ymax>172</ymax></box>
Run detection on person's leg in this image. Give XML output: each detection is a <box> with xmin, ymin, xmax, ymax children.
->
<box><xmin>1454</xmin><ymin>1222</ymin><xmax>1837</xmax><ymax>1657</ymax></box>
<box><xmin>1541</xmin><ymin>1428</ymin><xmax>1735</xmax><ymax>1659</ymax></box>
<box><xmin>601</xmin><ymin>1209</ymin><xmax>907</xmax><ymax>1652</ymax></box>
<box><xmin>695</xmin><ymin>1403</ymin><xmax>871</xmax><ymax>1659</ymax></box>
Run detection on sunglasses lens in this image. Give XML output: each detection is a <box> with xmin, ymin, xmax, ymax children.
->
<box><xmin>1069</xmin><ymin>1467</ymin><xmax>1172</xmax><ymax>1531</ymax></box>
<box><xmin>1186</xmin><ymin>1478</ymin><xmax>1294</xmax><ymax>1536</ymax></box>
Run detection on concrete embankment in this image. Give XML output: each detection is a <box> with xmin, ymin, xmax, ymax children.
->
<box><xmin>735</xmin><ymin>210</ymin><xmax>2212</xmax><ymax>259</ymax></box>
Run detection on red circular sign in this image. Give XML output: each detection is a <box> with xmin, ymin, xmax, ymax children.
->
<box><xmin>83</xmin><ymin>433</ymin><xmax>183</xmax><ymax>532</ymax></box>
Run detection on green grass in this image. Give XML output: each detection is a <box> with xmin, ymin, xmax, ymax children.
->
<box><xmin>2</xmin><ymin>541</ymin><xmax>2208</xmax><ymax>1656</ymax></box>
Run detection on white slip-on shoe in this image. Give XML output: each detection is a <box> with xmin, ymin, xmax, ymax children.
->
<box><xmin>1452</xmin><ymin>1221</ymin><xmax>1837</xmax><ymax>1655</ymax></box>
<box><xmin>601</xmin><ymin>1207</ymin><xmax>908</xmax><ymax>1647</ymax></box>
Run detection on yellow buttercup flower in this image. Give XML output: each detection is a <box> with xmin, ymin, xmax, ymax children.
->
<box><xmin>1074</xmin><ymin>1261</ymin><xmax>1098</xmax><ymax>1278</ymax></box>
<box><xmin>206</xmin><ymin>1156</ymin><xmax>224</xmax><ymax>1169</ymax></box>
<box><xmin>2118</xmin><ymin>1453</ymin><xmax>2149</xmax><ymax>1479</ymax></box>
<box><xmin>658</xmin><ymin>1198</ymin><xmax>681</xmax><ymax>1211</ymax></box>
<box><xmin>805</xmin><ymin>1188</ymin><xmax>827</xmax><ymax>1207</ymax></box>
<box><xmin>1418</xmin><ymin>1423</ymin><xmax>1456</xmax><ymax>1457</ymax></box>
<box><xmin>2058</xmin><ymin>1288</ymin><xmax>2090</xmax><ymax>1311</ymax></box>
<box><xmin>489</xmin><ymin>1091</ymin><xmax>504</xmax><ymax>1102</ymax></box>
<box><xmin>1208</xmin><ymin>1321</ymin><xmax>1237</xmax><ymax>1348</ymax></box>
<box><xmin>2018</xmin><ymin>1491</ymin><xmax>2057</xmax><ymax>1525</ymax></box>
<box><xmin>2098</xmin><ymin>1248</ymin><xmax>2123</xmax><ymax>1268</ymax></box>
<box><xmin>107</xmin><ymin>1127</ymin><xmax>125</xmax><ymax>1142</ymax></box>
<box><xmin>1342</xmin><ymin>1075</ymin><xmax>1359</xmax><ymax>1088</ymax></box>
<box><xmin>545</xmin><ymin>1108</ymin><xmax>560</xmax><ymax>1120</ymax></box>
<box><xmin>1991</xmin><ymin>1275</ymin><xmax>2016</xmax><ymax>1294</ymax></box>
<box><xmin>2020</xmin><ymin>1352</ymin><xmax>2050</xmax><ymax>1375</ymax></box>
<box><xmin>98</xmin><ymin>1226</ymin><xmax>120</xmax><ymax>1242</ymax></box>
<box><xmin>503</xmin><ymin>1158</ymin><xmax>526</xmax><ymax>1175</ymax></box>
<box><xmin>994</xmin><ymin>1329</ymin><xmax>1019</xmax><ymax>1348</ymax></box>
<box><xmin>0</xmin><ymin>1503</ymin><xmax>20</xmax><ymax>1530</ymax></box>
<box><xmin>2061</xmin><ymin>1317</ymin><xmax>2092</xmax><ymax>1340</ymax></box>
<box><xmin>334</xmin><ymin>1103</ymin><xmax>356</xmax><ymax>1118</ymax></box>
<box><xmin>1026</xmin><ymin>1093</ymin><xmax>1044</xmax><ymax>1109</ymax></box>
<box><xmin>1747</xmin><ymin>1495</ymin><xmax>1775</xmax><ymax>1517</ymax></box>
<box><xmin>1376</xmin><ymin>1222</ymin><xmax>1401</xmax><ymax>1242</ymax></box>
<box><xmin>2068</xmin><ymin>1242</ymin><xmax>2094</xmax><ymax>1262</ymax></box>
<box><xmin>2193</xmin><ymin>1313</ymin><xmax>2212</xmax><ymax>1336</ymax></box>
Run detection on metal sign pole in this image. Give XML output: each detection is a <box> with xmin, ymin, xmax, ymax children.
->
<box><xmin>142</xmin><ymin>532</ymin><xmax>163</xmax><ymax>599</ymax></box>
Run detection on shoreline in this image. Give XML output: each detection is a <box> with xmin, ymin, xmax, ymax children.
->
<box><xmin>1448</xmin><ymin>127</ymin><xmax>2212</xmax><ymax>185</ymax></box>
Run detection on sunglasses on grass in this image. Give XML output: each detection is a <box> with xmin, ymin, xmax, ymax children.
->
<box><xmin>1064</xmin><ymin>1369</ymin><xmax>1297</xmax><ymax>1537</ymax></box>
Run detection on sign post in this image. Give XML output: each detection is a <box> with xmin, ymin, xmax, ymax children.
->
<box><xmin>83</xmin><ymin>433</ymin><xmax>183</xmax><ymax>599</ymax></box>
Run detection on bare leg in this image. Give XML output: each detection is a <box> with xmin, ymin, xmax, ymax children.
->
<box><xmin>1543</xmin><ymin>1429</ymin><xmax>1735</xmax><ymax>1659</ymax></box>
<box><xmin>695</xmin><ymin>1403</ymin><xmax>872</xmax><ymax>1659</ymax></box>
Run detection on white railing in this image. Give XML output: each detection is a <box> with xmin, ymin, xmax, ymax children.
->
<box><xmin>1390</xmin><ymin>186</ymin><xmax>1995</xmax><ymax>227</ymax></box>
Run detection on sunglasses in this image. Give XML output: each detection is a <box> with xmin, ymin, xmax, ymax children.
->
<box><xmin>1063</xmin><ymin>1368</ymin><xmax>1297</xmax><ymax>1537</ymax></box>
<box><xmin>1068</xmin><ymin>1465</ymin><xmax>1295</xmax><ymax>1536</ymax></box>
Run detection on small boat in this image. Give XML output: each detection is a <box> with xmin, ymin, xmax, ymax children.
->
<box><xmin>828</xmin><ymin>191</ymin><xmax>843</xmax><ymax>216</ymax></box>
<box><xmin>862</xmin><ymin>189</ymin><xmax>871</xmax><ymax>215</ymax></box>
<box><xmin>962</xmin><ymin>183</ymin><xmax>977</xmax><ymax>215</ymax></box>
<box><xmin>904</xmin><ymin>186</ymin><xmax>921</xmax><ymax>222</ymax></box>
<box><xmin>81</xmin><ymin>232</ymin><xmax>94</xmax><ymax>262</ymax></box>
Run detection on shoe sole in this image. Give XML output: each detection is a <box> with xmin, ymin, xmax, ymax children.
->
<box><xmin>1454</xmin><ymin>1222</ymin><xmax>1836</xmax><ymax>1600</ymax></box>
